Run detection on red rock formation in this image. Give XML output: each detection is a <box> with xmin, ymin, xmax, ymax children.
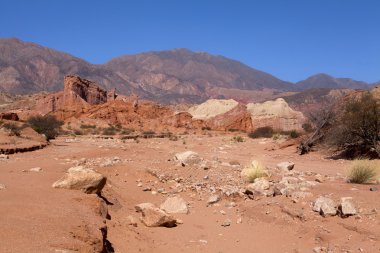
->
<box><xmin>205</xmin><ymin>103</ymin><xmax>253</xmax><ymax>132</ymax></box>
<box><xmin>35</xmin><ymin>75</ymin><xmax>118</xmax><ymax>117</ymax></box>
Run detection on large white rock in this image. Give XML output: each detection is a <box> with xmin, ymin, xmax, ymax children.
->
<box><xmin>175</xmin><ymin>151</ymin><xmax>201</xmax><ymax>166</ymax></box>
<box><xmin>160</xmin><ymin>196</ymin><xmax>189</xmax><ymax>214</ymax></box>
<box><xmin>52</xmin><ymin>166</ymin><xmax>106</xmax><ymax>194</ymax></box>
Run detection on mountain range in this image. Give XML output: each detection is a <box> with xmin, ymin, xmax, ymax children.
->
<box><xmin>0</xmin><ymin>38</ymin><xmax>376</xmax><ymax>103</ymax></box>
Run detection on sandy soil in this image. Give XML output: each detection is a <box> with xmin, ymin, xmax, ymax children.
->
<box><xmin>0</xmin><ymin>134</ymin><xmax>379</xmax><ymax>253</ymax></box>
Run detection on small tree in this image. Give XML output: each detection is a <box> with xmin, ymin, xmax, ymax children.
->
<box><xmin>27</xmin><ymin>115</ymin><xmax>63</xmax><ymax>140</ymax></box>
<box><xmin>329</xmin><ymin>92</ymin><xmax>380</xmax><ymax>157</ymax></box>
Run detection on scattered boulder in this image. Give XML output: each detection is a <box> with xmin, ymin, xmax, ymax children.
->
<box><xmin>160</xmin><ymin>196</ymin><xmax>189</xmax><ymax>214</ymax></box>
<box><xmin>174</xmin><ymin>151</ymin><xmax>201</xmax><ymax>166</ymax></box>
<box><xmin>52</xmin><ymin>166</ymin><xmax>106</xmax><ymax>194</ymax></box>
<box><xmin>136</xmin><ymin>203</ymin><xmax>177</xmax><ymax>227</ymax></box>
<box><xmin>276</xmin><ymin>161</ymin><xmax>295</xmax><ymax>171</ymax></box>
<box><xmin>207</xmin><ymin>195</ymin><xmax>220</xmax><ymax>204</ymax></box>
<box><xmin>338</xmin><ymin>197</ymin><xmax>357</xmax><ymax>217</ymax></box>
<box><xmin>313</xmin><ymin>196</ymin><xmax>337</xmax><ymax>216</ymax></box>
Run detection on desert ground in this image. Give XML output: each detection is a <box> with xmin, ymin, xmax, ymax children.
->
<box><xmin>1</xmin><ymin>133</ymin><xmax>379</xmax><ymax>253</ymax></box>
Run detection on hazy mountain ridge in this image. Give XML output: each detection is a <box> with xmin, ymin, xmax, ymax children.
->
<box><xmin>0</xmin><ymin>38</ymin><xmax>376</xmax><ymax>103</ymax></box>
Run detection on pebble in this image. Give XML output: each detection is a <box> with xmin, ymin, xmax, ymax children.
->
<box><xmin>30</xmin><ymin>167</ymin><xmax>42</xmax><ymax>172</ymax></box>
<box><xmin>221</xmin><ymin>219</ymin><xmax>231</xmax><ymax>227</ymax></box>
<box><xmin>370</xmin><ymin>187</ymin><xmax>378</xmax><ymax>192</ymax></box>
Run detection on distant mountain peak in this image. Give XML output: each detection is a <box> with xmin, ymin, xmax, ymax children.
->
<box><xmin>296</xmin><ymin>73</ymin><xmax>369</xmax><ymax>91</ymax></box>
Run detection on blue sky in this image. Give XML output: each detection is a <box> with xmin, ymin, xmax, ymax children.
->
<box><xmin>1</xmin><ymin>0</ymin><xmax>379</xmax><ymax>83</ymax></box>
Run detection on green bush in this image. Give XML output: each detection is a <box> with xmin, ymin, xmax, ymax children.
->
<box><xmin>347</xmin><ymin>159</ymin><xmax>378</xmax><ymax>184</ymax></box>
<box><xmin>27</xmin><ymin>115</ymin><xmax>63</xmax><ymax>140</ymax></box>
<box><xmin>248</xmin><ymin>127</ymin><xmax>274</xmax><ymax>139</ymax></box>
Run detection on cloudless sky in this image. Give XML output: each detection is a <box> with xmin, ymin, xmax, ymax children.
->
<box><xmin>0</xmin><ymin>0</ymin><xmax>379</xmax><ymax>83</ymax></box>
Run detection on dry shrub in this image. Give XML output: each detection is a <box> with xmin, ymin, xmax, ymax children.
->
<box><xmin>248</xmin><ymin>127</ymin><xmax>274</xmax><ymax>139</ymax></box>
<box><xmin>347</xmin><ymin>159</ymin><xmax>378</xmax><ymax>184</ymax></box>
<box><xmin>243</xmin><ymin>160</ymin><xmax>266</xmax><ymax>183</ymax></box>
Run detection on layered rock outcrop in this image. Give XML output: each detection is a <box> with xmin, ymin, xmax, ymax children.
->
<box><xmin>35</xmin><ymin>75</ymin><xmax>117</xmax><ymax>116</ymax></box>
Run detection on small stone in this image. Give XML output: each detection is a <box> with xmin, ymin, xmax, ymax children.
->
<box><xmin>236</xmin><ymin>217</ymin><xmax>242</xmax><ymax>224</ymax></box>
<box><xmin>276</xmin><ymin>161</ymin><xmax>295</xmax><ymax>171</ymax></box>
<box><xmin>203</xmin><ymin>175</ymin><xmax>209</xmax><ymax>180</ymax></box>
<box><xmin>313</xmin><ymin>246</ymin><xmax>326</xmax><ymax>253</ymax></box>
<box><xmin>143</xmin><ymin>187</ymin><xmax>152</xmax><ymax>191</ymax></box>
<box><xmin>126</xmin><ymin>215</ymin><xmax>138</xmax><ymax>227</ymax></box>
<box><xmin>0</xmin><ymin>154</ymin><xmax>9</xmax><ymax>160</ymax></box>
<box><xmin>220</xmin><ymin>210</ymin><xmax>226</xmax><ymax>215</ymax></box>
<box><xmin>0</xmin><ymin>183</ymin><xmax>6</xmax><ymax>190</ymax></box>
<box><xmin>30</xmin><ymin>167</ymin><xmax>42</xmax><ymax>172</ymax></box>
<box><xmin>370</xmin><ymin>187</ymin><xmax>378</xmax><ymax>192</ymax></box>
<box><xmin>137</xmin><ymin>182</ymin><xmax>143</xmax><ymax>187</ymax></box>
<box><xmin>207</xmin><ymin>195</ymin><xmax>220</xmax><ymax>204</ymax></box>
<box><xmin>221</xmin><ymin>219</ymin><xmax>231</xmax><ymax>227</ymax></box>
